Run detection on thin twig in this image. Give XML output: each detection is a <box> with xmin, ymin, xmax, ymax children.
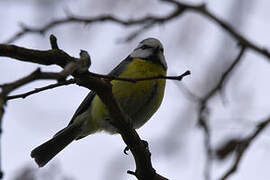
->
<box><xmin>4</xmin><ymin>70</ymin><xmax>190</xmax><ymax>101</ymax></box>
<box><xmin>0</xmin><ymin>68</ymin><xmax>68</xmax><ymax>97</ymax></box>
<box><xmin>89</xmin><ymin>70</ymin><xmax>190</xmax><ymax>83</ymax></box>
<box><xmin>5</xmin><ymin>79</ymin><xmax>75</xmax><ymax>101</ymax></box>
<box><xmin>0</xmin><ymin>67</ymin><xmax>71</xmax><ymax>120</ymax></box>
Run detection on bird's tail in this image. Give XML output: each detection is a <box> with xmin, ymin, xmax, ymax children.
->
<box><xmin>31</xmin><ymin>124</ymin><xmax>82</xmax><ymax>167</ymax></box>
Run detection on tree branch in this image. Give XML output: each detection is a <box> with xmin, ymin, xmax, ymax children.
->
<box><xmin>5</xmin><ymin>79</ymin><xmax>75</xmax><ymax>101</ymax></box>
<box><xmin>0</xmin><ymin>44</ymin><xmax>75</xmax><ymax>68</ymax></box>
<box><xmin>3</xmin><ymin>6</ymin><xmax>184</xmax><ymax>44</ymax></box>
<box><xmin>0</xmin><ymin>38</ymin><xmax>189</xmax><ymax>84</ymax></box>
<box><xmin>4</xmin><ymin>71</ymin><xmax>190</xmax><ymax>101</ymax></box>
<box><xmin>89</xmin><ymin>70</ymin><xmax>190</xmax><ymax>83</ymax></box>
<box><xmin>0</xmin><ymin>43</ymin><xmax>91</xmax><ymax>119</ymax></box>
<box><xmin>162</xmin><ymin>0</ymin><xmax>270</xmax><ymax>59</ymax></box>
<box><xmin>200</xmin><ymin>45</ymin><xmax>246</xmax><ymax>104</ymax></box>
<box><xmin>4</xmin><ymin>0</ymin><xmax>270</xmax><ymax>62</ymax></box>
<box><xmin>196</xmin><ymin>46</ymin><xmax>246</xmax><ymax>180</ymax></box>
<box><xmin>218</xmin><ymin>117</ymin><xmax>270</xmax><ymax>180</ymax></box>
<box><xmin>0</xmin><ymin>64</ymin><xmax>82</xmax><ymax>179</ymax></box>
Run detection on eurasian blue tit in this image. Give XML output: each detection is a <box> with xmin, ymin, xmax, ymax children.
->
<box><xmin>31</xmin><ymin>38</ymin><xmax>167</xmax><ymax>167</ymax></box>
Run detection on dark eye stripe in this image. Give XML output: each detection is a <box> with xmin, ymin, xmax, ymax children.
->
<box><xmin>141</xmin><ymin>45</ymin><xmax>151</xmax><ymax>50</ymax></box>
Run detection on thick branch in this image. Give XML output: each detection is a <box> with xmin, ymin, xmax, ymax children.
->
<box><xmin>0</xmin><ymin>44</ymin><xmax>74</xmax><ymax>68</ymax></box>
<box><xmin>0</xmin><ymin>48</ymin><xmax>90</xmax><ymax>103</ymax></box>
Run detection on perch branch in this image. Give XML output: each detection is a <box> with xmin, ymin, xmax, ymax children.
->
<box><xmin>5</xmin><ymin>71</ymin><xmax>190</xmax><ymax>101</ymax></box>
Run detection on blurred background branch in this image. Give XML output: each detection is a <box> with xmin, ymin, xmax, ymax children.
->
<box><xmin>197</xmin><ymin>46</ymin><xmax>246</xmax><ymax>180</ymax></box>
<box><xmin>4</xmin><ymin>0</ymin><xmax>270</xmax><ymax>60</ymax></box>
<box><xmin>218</xmin><ymin>116</ymin><xmax>270</xmax><ymax>180</ymax></box>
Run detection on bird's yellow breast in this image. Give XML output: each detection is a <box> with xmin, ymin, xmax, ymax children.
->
<box><xmin>112</xmin><ymin>58</ymin><xmax>166</xmax><ymax>99</ymax></box>
<box><xmin>85</xmin><ymin>58</ymin><xmax>166</xmax><ymax>134</ymax></box>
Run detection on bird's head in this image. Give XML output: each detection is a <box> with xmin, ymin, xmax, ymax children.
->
<box><xmin>130</xmin><ymin>38</ymin><xmax>167</xmax><ymax>70</ymax></box>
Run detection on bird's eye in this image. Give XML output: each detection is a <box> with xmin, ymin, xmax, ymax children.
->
<box><xmin>160</xmin><ymin>48</ymin><xmax>164</xmax><ymax>52</ymax></box>
<box><xmin>141</xmin><ymin>45</ymin><xmax>150</xmax><ymax>50</ymax></box>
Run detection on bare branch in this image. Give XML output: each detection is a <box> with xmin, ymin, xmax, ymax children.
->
<box><xmin>49</xmin><ymin>34</ymin><xmax>59</xmax><ymax>50</ymax></box>
<box><xmin>0</xmin><ymin>41</ymin><xmax>189</xmax><ymax>84</ymax></box>
<box><xmin>162</xmin><ymin>0</ymin><xmax>270</xmax><ymax>59</ymax></box>
<box><xmin>0</xmin><ymin>66</ymin><xmax>78</xmax><ymax>179</ymax></box>
<box><xmin>196</xmin><ymin>46</ymin><xmax>246</xmax><ymax>180</ymax></box>
<box><xmin>0</xmin><ymin>39</ymin><xmax>190</xmax><ymax>103</ymax></box>
<box><xmin>202</xmin><ymin>46</ymin><xmax>246</xmax><ymax>103</ymax></box>
<box><xmin>131</xmin><ymin>70</ymin><xmax>190</xmax><ymax>82</ymax></box>
<box><xmin>4</xmin><ymin>0</ymin><xmax>270</xmax><ymax>62</ymax></box>
<box><xmin>5</xmin><ymin>79</ymin><xmax>75</xmax><ymax>101</ymax></box>
<box><xmin>0</xmin><ymin>66</ymin><xmax>77</xmax><ymax>110</ymax></box>
<box><xmin>4</xmin><ymin>70</ymin><xmax>190</xmax><ymax>101</ymax></box>
<box><xmin>0</xmin><ymin>35</ymin><xmax>89</xmax><ymax>180</ymax></box>
<box><xmin>0</xmin><ymin>41</ymin><xmax>190</xmax><ymax>84</ymax></box>
<box><xmin>0</xmin><ymin>44</ymin><xmax>75</xmax><ymax>68</ymax></box>
<box><xmin>4</xmin><ymin>7</ymin><xmax>184</xmax><ymax>44</ymax></box>
<box><xmin>0</xmin><ymin>68</ymin><xmax>68</xmax><ymax>98</ymax></box>
<box><xmin>219</xmin><ymin>117</ymin><xmax>270</xmax><ymax>180</ymax></box>
<box><xmin>89</xmin><ymin>70</ymin><xmax>190</xmax><ymax>83</ymax></box>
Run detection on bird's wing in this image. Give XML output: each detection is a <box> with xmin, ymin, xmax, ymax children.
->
<box><xmin>67</xmin><ymin>56</ymin><xmax>132</xmax><ymax>126</ymax></box>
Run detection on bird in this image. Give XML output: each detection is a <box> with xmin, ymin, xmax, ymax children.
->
<box><xmin>31</xmin><ymin>38</ymin><xmax>168</xmax><ymax>167</ymax></box>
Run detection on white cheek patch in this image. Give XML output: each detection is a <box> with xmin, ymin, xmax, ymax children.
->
<box><xmin>130</xmin><ymin>49</ymin><xmax>152</xmax><ymax>59</ymax></box>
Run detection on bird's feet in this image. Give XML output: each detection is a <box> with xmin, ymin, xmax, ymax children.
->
<box><xmin>123</xmin><ymin>140</ymin><xmax>149</xmax><ymax>155</ymax></box>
